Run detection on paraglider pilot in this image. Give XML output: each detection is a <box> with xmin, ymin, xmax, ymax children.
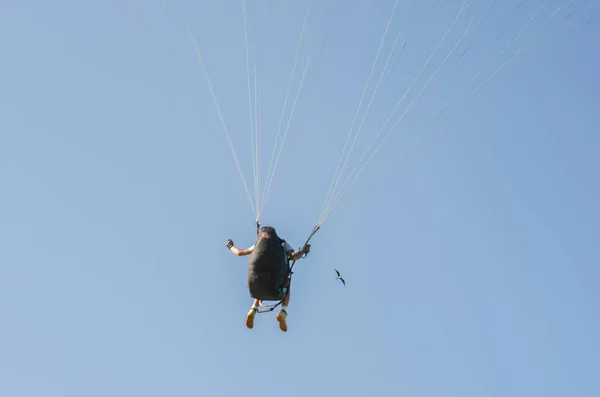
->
<box><xmin>226</xmin><ymin>226</ymin><xmax>310</xmax><ymax>332</ymax></box>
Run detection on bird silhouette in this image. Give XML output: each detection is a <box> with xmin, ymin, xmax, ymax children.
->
<box><xmin>335</xmin><ymin>269</ymin><xmax>345</xmax><ymax>286</ymax></box>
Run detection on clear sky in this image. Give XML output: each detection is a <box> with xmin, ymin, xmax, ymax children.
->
<box><xmin>1</xmin><ymin>1</ymin><xmax>599</xmax><ymax>396</ymax></box>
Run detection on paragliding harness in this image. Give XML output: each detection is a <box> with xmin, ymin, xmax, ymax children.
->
<box><xmin>254</xmin><ymin>222</ymin><xmax>319</xmax><ymax>314</ymax></box>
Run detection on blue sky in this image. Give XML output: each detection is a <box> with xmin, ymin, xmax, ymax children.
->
<box><xmin>1</xmin><ymin>0</ymin><xmax>599</xmax><ymax>396</ymax></box>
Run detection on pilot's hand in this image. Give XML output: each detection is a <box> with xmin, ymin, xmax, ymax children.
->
<box><xmin>226</xmin><ymin>239</ymin><xmax>234</xmax><ymax>249</ymax></box>
<box><xmin>303</xmin><ymin>244</ymin><xmax>311</xmax><ymax>254</ymax></box>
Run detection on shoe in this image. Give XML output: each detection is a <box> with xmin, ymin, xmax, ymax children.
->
<box><xmin>246</xmin><ymin>308</ymin><xmax>257</xmax><ymax>329</ymax></box>
<box><xmin>276</xmin><ymin>310</ymin><xmax>287</xmax><ymax>332</ymax></box>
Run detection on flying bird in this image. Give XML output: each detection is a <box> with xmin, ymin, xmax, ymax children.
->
<box><xmin>335</xmin><ymin>269</ymin><xmax>345</xmax><ymax>286</ymax></box>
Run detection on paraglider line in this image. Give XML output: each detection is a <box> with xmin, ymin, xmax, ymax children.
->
<box><xmin>570</xmin><ymin>34</ymin><xmax>595</xmax><ymax>53</ymax></box>
<box><xmin>257</xmin><ymin>77</ymin><xmax>262</xmax><ymax>221</ymax></box>
<box><xmin>262</xmin><ymin>100</ymin><xmax>305</xmax><ymax>214</ymax></box>
<box><xmin>322</xmin><ymin>0</ymin><xmax>471</xmax><ymax>220</ymax></box>
<box><xmin>121</xmin><ymin>0</ymin><xmax>150</xmax><ymax>41</ymax></box>
<box><xmin>242</xmin><ymin>1</ymin><xmax>260</xmax><ymax>221</ymax></box>
<box><xmin>188</xmin><ymin>28</ymin><xmax>256</xmax><ymax>217</ymax></box>
<box><xmin>261</xmin><ymin>57</ymin><xmax>311</xmax><ymax>214</ymax></box>
<box><xmin>263</xmin><ymin>0</ymin><xmax>312</xmax><ymax>207</ymax></box>
<box><xmin>321</xmin><ymin>0</ymin><xmax>400</xmax><ymax>220</ymax></box>
<box><xmin>323</xmin><ymin>29</ymin><xmax>404</xmax><ymax>216</ymax></box>
<box><xmin>320</xmin><ymin>51</ymin><xmax>462</xmax><ymax>224</ymax></box>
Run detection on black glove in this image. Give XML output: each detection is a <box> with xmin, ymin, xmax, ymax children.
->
<box><xmin>302</xmin><ymin>244</ymin><xmax>311</xmax><ymax>255</ymax></box>
<box><xmin>226</xmin><ymin>239</ymin><xmax>234</xmax><ymax>249</ymax></box>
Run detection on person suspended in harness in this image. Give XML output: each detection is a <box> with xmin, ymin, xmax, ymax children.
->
<box><xmin>226</xmin><ymin>226</ymin><xmax>310</xmax><ymax>332</ymax></box>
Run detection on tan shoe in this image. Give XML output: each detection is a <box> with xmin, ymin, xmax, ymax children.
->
<box><xmin>246</xmin><ymin>308</ymin><xmax>257</xmax><ymax>329</ymax></box>
<box><xmin>276</xmin><ymin>310</ymin><xmax>287</xmax><ymax>332</ymax></box>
